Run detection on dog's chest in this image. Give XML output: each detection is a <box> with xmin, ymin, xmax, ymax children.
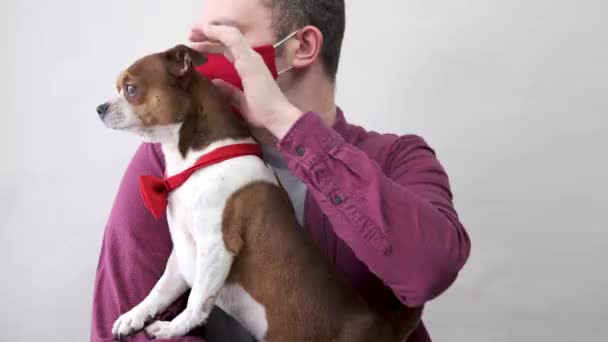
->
<box><xmin>166</xmin><ymin>156</ymin><xmax>276</xmax><ymax>285</ymax></box>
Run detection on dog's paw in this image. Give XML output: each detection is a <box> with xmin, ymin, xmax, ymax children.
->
<box><xmin>112</xmin><ymin>308</ymin><xmax>152</xmax><ymax>339</ymax></box>
<box><xmin>145</xmin><ymin>320</ymin><xmax>183</xmax><ymax>339</ymax></box>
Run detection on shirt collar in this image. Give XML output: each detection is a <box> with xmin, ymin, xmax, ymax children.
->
<box><xmin>262</xmin><ymin>144</ymin><xmax>288</xmax><ymax>169</ymax></box>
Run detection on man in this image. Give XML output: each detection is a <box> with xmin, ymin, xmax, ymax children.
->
<box><xmin>90</xmin><ymin>0</ymin><xmax>471</xmax><ymax>341</ymax></box>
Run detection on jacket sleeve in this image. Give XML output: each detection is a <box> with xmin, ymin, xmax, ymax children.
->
<box><xmin>278</xmin><ymin>112</ymin><xmax>471</xmax><ymax>307</ymax></box>
<box><xmin>90</xmin><ymin>143</ymin><xmax>205</xmax><ymax>342</ymax></box>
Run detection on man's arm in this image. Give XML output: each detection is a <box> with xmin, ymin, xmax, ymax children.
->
<box><xmin>278</xmin><ymin>112</ymin><xmax>471</xmax><ymax>307</ymax></box>
<box><xmin>194</xmin><ymin>24</ymin><xmax>470</xmax><ymax>308</ymax></box>
<box><xmin>90</xmin><ymin>143</ymin><xmax>204</xmax><ymax>341</ymax></box>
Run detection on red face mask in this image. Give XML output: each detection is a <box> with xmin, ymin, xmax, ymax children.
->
<box><xmin>195</xmin><ymin>31</ymin><xmax>297</xmax><ymax>90</ymax></box>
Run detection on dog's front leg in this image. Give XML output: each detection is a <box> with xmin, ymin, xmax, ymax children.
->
<box><xmin>145</xmin><ymin>237</ymin><xmax>234</xmax><ymax>339</ymax></box>
<box><xmin>112</xmin><ymin>251</ymin><xmax>188</xmax><ymax>338</ymax></box>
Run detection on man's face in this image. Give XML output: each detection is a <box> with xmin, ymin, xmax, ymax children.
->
<box><xmin>195</xmin><ymin>0</ymin><xmax>276</xmax><ymax>47</ymax></box>
<box><xmin>193</xmin><ymin>0</ymin><xmax>293</xmax><ymax>145</ymax></box>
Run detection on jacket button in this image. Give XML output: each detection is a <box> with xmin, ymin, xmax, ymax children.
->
<box><xmin>295</xmin><ymin>146</ymin><xmax>305</xmax><ymax>156</ymax></box>
<box><xmin>333</xmin><ymin>195</ymin><xmax>344</xmax><ymax>205</ymax></box>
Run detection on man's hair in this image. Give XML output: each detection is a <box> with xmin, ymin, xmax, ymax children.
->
<box><xmin>265</xmin><ymin>0</ymin><xmax>345</xmax><ymax>81</ymax></box>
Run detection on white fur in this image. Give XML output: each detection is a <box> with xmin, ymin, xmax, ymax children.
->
<box><xmin>216</xmin><ymin>283</ymin><xmax>269</xmax><ymax>341</ymax></box>
<box><xmin>103</xmin><ymin>92</ymin><xmax>170</xmax><ymax>141</ymax></box>
<box><xmin>113</xmin><ymin>134</ymin><xmax>276</xmax><ymax>339</ymax></box>
<box><xmin>103</xmin><ymin>92</ymin><xmax>143</xmax><ymax>130</ymax></box>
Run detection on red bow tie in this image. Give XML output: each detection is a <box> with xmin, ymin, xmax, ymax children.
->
<box><xmin>139</xmin><ymin>143</ymin><xmax>263</xmax><ymax>219</ymax></box>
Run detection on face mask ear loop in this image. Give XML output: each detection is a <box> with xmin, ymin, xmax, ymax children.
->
<box><xmin>274</xmin><ymin>31</ymin><xmax>299</xmax><ymax>77</ymax></box>
<box><xmin>277</xmin><ymin>66</ymin><xmax>294</xmax><ymax>76</ymax></box>
<box><xmin>273</xmin><ymin>30</ymin><xmax>299</xmax><ymax>49</ymax></box>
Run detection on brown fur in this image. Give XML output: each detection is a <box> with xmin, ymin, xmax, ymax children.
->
<box><xmin>116</xmin><ymin>45</ymin><xmax>250</xmax><ymax>157</ymax></box>
<box><xmin>177</xmin><ymin>77</ymin><xmax>250</xmax><ymax>157</ymax></box>
<box><xmin>120</xmin><ymin>45</ymin><xmax>422</xmax><ymax>341</ymax></box>
<box><xmin>222</xmin><ymin>182</ymin><xmax>421</xmax><ymax>342</ymax></box>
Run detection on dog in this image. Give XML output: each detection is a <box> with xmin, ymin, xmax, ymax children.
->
<box><xmin>96</xmin><ymin>45</ymin><xmax>421</xmax><ymax>341</ymax></box>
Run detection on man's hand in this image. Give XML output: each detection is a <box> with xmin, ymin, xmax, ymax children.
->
<box><xmin>190</xmin><ymin>25</ymin><xmax>302</xmax><ymax>139</ymax></box>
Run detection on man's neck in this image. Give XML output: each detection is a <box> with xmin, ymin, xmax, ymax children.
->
<box><xmin>283</xmin><ymin>66</ymin><xmax>337</xmax><ymax>127</ymax></box>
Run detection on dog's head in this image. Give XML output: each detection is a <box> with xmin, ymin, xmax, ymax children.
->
<box><xmin>96</xmin><ymin>45</ymin><xmax>208</xmax><ymax>137</ymax></box>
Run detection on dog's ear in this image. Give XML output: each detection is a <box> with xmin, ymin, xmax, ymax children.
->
<box><xmin>164</xmin><ymin>44</ymin><xmax>208</xmax><ymax>79</ymax></box>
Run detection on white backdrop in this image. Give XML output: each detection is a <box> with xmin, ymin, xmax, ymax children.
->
<box><xmin>1</xmin><ymin>0</ymin><xmax>607</xmax><ymax>341</ymax></box>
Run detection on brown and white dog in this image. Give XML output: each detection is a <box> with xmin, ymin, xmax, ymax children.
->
<box><xmin>96</xmin><ymin>45</ymin><xmax>421</xmax><ymax>341</ymax></box>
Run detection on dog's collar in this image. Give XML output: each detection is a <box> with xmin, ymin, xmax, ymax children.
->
<box><xmin>139</xmin><ymin>143</ymin><xmax>262</xmax><ymax>219</ymax></box>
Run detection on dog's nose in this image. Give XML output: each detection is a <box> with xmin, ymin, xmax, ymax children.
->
<box><xmin>96</xmin><ymin>102</ymin><xmax>110</xmax><ymax>117</ymax></box>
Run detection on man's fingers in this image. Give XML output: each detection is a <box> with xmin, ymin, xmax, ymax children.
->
<box><xmin>212</xmin><ymin>79</ymin><xmax>244</xmax><ymax>106</ymax></box>
<box><xmin>203</xmin><ymin>25</ymin><xmax>254</xmax><ymax>62</ymax></box>
<box><xmin>202</xmin><ymin>24</ymin><xmax>274</xmax><ymax>93</ymax></box>
<box><xmin>189</xmin><ymin>42</ymin><xmax>225</xmax><ymax>55</ymax></box>
<box><xmin>213</xmin><ymin>79</ymin><xmax>249</xmax><ymax>118</ymax></box>
<box><xmin>188</xmin><ymin>28</ymin><xmax>207</xmax><ymax>43</ymax></box>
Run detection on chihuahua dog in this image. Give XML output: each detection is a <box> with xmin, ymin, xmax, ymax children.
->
<box><xmin>97</xmin><ymin>45</ymin><xmax>421</xmax><ymax>341</ymax></box>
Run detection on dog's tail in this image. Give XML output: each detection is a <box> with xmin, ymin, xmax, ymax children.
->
<box><xmin>385</xmin><ymin>305</ymin><xmax>424</xmax><ymax>341</ymax></box>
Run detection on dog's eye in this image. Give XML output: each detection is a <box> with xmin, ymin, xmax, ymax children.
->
<box><xmin>125</xmin><ymin>84</ymin><xmax>138</xmax><ymax>97</ymax></box>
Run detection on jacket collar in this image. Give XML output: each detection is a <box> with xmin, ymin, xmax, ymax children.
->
<box><xmin>332</xmin><ymin>106</ymin><xmax>350</xmax><ymax>138</ymax></box>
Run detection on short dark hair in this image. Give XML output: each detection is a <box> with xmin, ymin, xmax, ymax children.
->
<box><xmin>265</xmin><ymin>0</ymin><xmax>345</xmax><ymax>80</ymax></box>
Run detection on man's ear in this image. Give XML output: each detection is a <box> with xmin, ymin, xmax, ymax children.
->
<box><xmin>164</xmin><ymin>44</ymin><xmax>208</xmax><ymax>79</ymax></box>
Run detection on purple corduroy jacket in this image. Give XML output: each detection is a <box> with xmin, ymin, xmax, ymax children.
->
<box><xmin>90</xmin><ymin>109</ymin><xmax>471</xmax><ymax>342</ymax></box>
